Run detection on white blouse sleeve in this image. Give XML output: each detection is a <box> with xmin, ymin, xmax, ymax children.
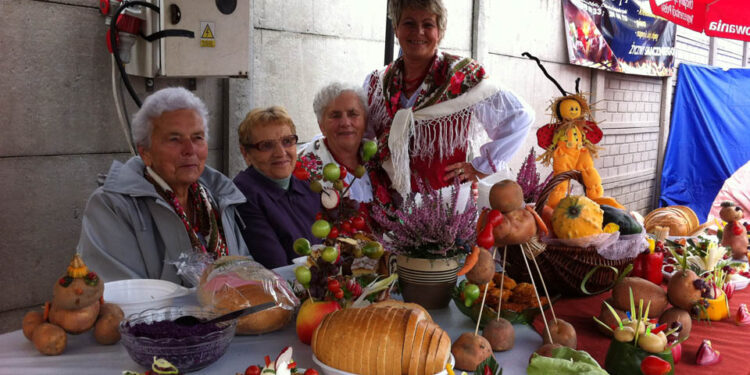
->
<box><xmin>470</xmin><ymin>87</ymin><xmax>535</xmax><ymax>175</ymax></box>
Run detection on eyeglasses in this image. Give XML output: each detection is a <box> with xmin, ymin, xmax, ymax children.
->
<box><xmin>245</xmin><ymin>134</ymin><xmax>298</xmax><ymax>152</ymax></box>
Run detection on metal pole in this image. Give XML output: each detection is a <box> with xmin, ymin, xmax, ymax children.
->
<box><xmin>384</xmin><ymin>6</ymin><xmax>394</xmax><ymax>65</ymax></box>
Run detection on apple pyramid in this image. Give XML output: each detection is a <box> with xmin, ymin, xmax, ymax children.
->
<box><xmin>312</xmin><ymin>306</ymin><xmax>451</xmax><ymax>375</ymax></box>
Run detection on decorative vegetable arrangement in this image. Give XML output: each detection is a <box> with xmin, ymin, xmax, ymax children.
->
<box><xmin>718</xmin><ymin>201</ymin><xmax>748</xmax><ymax>260</ymax></box>
<box><xmin>238</xmin><ymin>346</ymin><xmax>318</xmax><ymax>375</ymax></box>
<box><xmin>595</xmin><ymin>288</ymin><xmax>686</xmax><ymax>375</ymax></box>
<box><xmin>22</xmin><ymin>254</ymin><xmax>124</xmax><ymax>355</ymax></box>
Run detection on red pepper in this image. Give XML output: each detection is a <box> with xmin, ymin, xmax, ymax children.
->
<box><xmin>264</xmin><ymin>355</ymin><xmax>271</xmax><ymax>367</ymax></box>
<box><xmin>483</xmin><ymin>364</ymin><xmax>492</xmax><ymax>375</ymax></box>
<box><xmin>640</xmin><ymin>355</ymin><xmax>672</xmax><ymax>375</ymax></box>
<box><xmin>632</xmin><ymin>251</ymin><xmax>664</xmax><ymax>285</ymax></box>
<box><xmin>650</xmin><ymin>323</ymin><xmax>667</xmax><ymax>334</ymax></box>
<box><xmin>477</xmin><ymin>223</ymin><xmax>494</xmax><ymax>249</ymax></box>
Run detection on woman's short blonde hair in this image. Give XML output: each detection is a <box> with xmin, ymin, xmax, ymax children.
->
<box><xmin>388</xmin><ymin>0</ymin><xmax>447</xmax><ymax>40</ymax></box>
<box><xmin>238</xmin><ymin>106</ymin><xmax>297</xmax><ymax>147</ymax></box>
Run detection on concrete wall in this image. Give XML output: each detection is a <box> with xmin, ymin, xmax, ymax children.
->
<box><xmin>0</xmin><ymin>0</ymin><xmax>226</xmax><ymax>333</ymax></box>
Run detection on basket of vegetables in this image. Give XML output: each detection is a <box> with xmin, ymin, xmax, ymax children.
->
<box><xmin>503</xmin><ymin>171</ymin><xmax>639</xmax><ymax>296</ymax></box>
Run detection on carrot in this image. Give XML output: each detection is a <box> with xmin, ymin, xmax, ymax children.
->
<box><xmin>457</xmin><ymin>246</ymin><xmax>480</xmax><ymax>276</ymax></box>
<box><xmin>526</xmin><ymin>205</ymin><xmax>549</xmax><ymax>236</ymax></box>
<box><xmin>43</xmin><ymin>302</ymin><xmax>51</xmax><ymax>322</ymax></box>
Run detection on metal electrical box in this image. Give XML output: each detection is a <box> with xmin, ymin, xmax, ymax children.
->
<box><xmin>125</xmin><ymin>0</ymin><xmax>250</xmax><ymax>78</ymax></box>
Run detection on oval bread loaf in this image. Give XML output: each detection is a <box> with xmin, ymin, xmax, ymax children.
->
<box><xmin>312</xmin><ymin>306</ymin><xmax>451</xmax><ymax>375</ymax></box>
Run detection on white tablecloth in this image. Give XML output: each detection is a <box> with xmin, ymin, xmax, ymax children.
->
<box><xmin>0</xmin><ymin>265</ymin><xmax>542</xmax><ymax>375</ymax></box>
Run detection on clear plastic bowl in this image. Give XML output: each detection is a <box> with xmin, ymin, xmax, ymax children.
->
<box><xmin>119</xmin><ymin>305</ymin><xmax>236</xmax><ymax>372</ymax></box>
<box><xmin>104</xmin><ymin>279</ymin><xmax>191</xmax><ymax>318</ymax></box>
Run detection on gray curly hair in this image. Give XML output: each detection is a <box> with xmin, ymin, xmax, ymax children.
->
<box><xmin>388</xmin><ymin>0</ymin><xmax>447</xmax><ymax>40</ymax></box>
<box><xmin>312</xmin><ymin>82</ymin><xmax>367</xmax><ymax>124</ymax></box>
<box><xmin>132</xmin><ymin>87</ymin><xmax>209</xmax><ymax>148</ymax></box>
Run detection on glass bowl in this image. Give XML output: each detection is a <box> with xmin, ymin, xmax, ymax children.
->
<box><xmin>119</xmin><ymin>305</ymin><xmax>236</xmax><ymax>372</ymax></box>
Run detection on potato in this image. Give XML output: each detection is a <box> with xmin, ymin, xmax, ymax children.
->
<box><xmin>611</xmin><ymin>277</ymin><xmax>668</xmax><ymax>318</ymax></box>
<box><xmin>48</xmin><ymin>301</ymin><xmax>100</xmax><ymax>334</ymax></box>
<box><xmin>482</xmin><ymin>317</ymin><xmax>515</xmax><ymax>351</ymax></box>
<box><xmin>32</xmin><ymin>323</ymin><xmax>67</xmax><ymax>356</ymax></box>
<box><xmin>466</xmin><ymin>248</ymin><xmax>495</xmax><ymax>285</ymax></box>
<box><xmin>542</xmin><ymin>319</ymin><xmax>577</xmax><ymax>349</ymax></box>
<box><xmin>667</xmin><ymin>270</ymin><xmax>702</xmax><ymax>310</ymax></box>
<box><xmin>94</xmin><ymin>314</ymin><xmax>122</xmax><ymax>345</ymax></box>
<box><xmin>595</xmin><ymin>298</ymin><xmax>627</xmax><ymax>337</ymax></box>
<box><xmin>489</xmin><ymin>180</ymin><xmax>524</xmax><ymax>213</ymax></box>
<box><xmin>98</xmin><ymin>303</ymin><xmax>124</xmax><ymax>320</ymax></box>
<box><xmin>451</xmin><ymin>332</ymin><xmax>493</xmax><ymax>371</ymax></box>
<box><xmin>659</xmin><ymin>307</ymin><xmax>691</xmax><ymax>341</ymax></box>
<box><xmin>493</xmin><ymin>208</ymin><xmax>537</xmax><ymax>246</ymax></box>
<box><xmin>22</xmin><ymin>311</ymin><xmax>44</xmax><ymax>341</ymax></box>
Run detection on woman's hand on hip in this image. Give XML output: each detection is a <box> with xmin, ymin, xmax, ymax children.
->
<box><xmin>444</xmin><ymin>162</ymin><xmax>488</xmax><ymax>183</ymax></box>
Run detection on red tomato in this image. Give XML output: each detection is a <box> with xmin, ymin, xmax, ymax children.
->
<box><xmin>341</xmin><ymin>221</ymin><xmax>353</xmax><ymax>234</ymax></box>
<box><xmin>327</xmin><ymin>226</ymin><xmax>339</xmax><ymax>239</ymax></box>
<box><xmin>352</xmin><ymin>216</ymin><xmax>366</xmax><ymax>230</ymax></box>
<box><xmin>339</xmin><ymin>166</ymin><xmax>347</xmax><ymax>179</ymax></box>
<box><xmin>304</xmin><ymin>369</ymin><xmax>319</xmax><ymax>375</ymax></box>
<box><xmin>244</xmin><ymin>365</ymin><xmax>261</xmax><ymax>375</ymax></box>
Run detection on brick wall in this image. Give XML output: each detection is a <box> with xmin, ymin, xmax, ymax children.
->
<box><xmin>597</xmin><ymin>74</ymin><xmax>662</xmax><ymax>215</ymax></box>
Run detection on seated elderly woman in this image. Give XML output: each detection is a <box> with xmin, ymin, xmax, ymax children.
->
<box><xmin>298</xmin><ymin>82</ymin><xmax>374</xmax><ymax>202</ymax></box>
<box><xmin>78</xmin><ymin>87</ymin><xmax>249</xmax><ymax>282</ymax></box>
<box><xmin>234</xmin><ymin>106</ymin><xmax>322</xmax><ymax>269</ymax></box>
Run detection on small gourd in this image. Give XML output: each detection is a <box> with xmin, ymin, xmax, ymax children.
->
<box><xmin>601</xmin><ymin>205</ymin><xmax>642</xmax><ymax>235</ymax></box>
<box><xmin>552</xmin><ymin>195</ymin><xmax>604</xmax><ymax>239</ymax></box>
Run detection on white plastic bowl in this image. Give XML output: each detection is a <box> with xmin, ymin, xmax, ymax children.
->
<box><xmin>103</xmin><ymin>279</ymin><xmax>191</xmax><ymax>318</ymax></box>
<box><xmin>312</xmin><ymin>353</ymin><xmax>455</xmax><ymax>375</ymax></box>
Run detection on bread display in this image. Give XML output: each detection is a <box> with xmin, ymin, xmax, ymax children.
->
<box><xmin>644</xmin><ymin>206</ymin><xmax>701</xmax><ymax>237</ymax></box>
<box><xmin>197</xmin><ymin>256</ymin><xmax>297</xmax><ymax>335</ymax></box>
<box><xmin>312</xmin><ymin>306</ymin><xmax>451</xmax><ymax>375</ymax></box>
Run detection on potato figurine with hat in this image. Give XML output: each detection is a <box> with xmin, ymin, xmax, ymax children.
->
<box><xmin>523</xmin><ymin>52</ymin><xmax>622</xmax><ymax>210</ymax></box>
<box><xmin>21</xmin><ymin>254</ymin><xmax>124</xmax><ymax>355</ymax></box>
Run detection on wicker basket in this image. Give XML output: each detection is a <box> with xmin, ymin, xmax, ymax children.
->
<box><xmin>502</xmin><ymin>170</ymin><xmax>635</xmax><ymax>297</ymax></box>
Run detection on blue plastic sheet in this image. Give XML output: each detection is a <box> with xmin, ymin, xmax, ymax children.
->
<box><xmin>659</xmin><ymin>63</ymin><xmax>750</xmax><ymax>221</ymax></box>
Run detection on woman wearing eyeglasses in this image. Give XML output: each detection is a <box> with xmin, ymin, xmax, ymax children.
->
<box><xmin>233</xmin><ymin>106</ymin><xmax>322</xmax><ymax>269</ymax></box>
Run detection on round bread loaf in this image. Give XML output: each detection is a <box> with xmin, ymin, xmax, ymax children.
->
<box><xmin>197</xmin><ymin>257</ymin><xmax>292</xmax><ymax>335</ymax></box>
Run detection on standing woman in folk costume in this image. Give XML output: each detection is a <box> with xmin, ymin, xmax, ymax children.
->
<box><xmin>365</xmin><ymin>0</ymin><xmax>535</xmax><ymax>199</ymax></box>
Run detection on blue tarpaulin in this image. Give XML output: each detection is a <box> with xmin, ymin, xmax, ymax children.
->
<box><xmin>659</xmin><ymin>63</ymin><xmax>750</xmax><ymax>221</ymax></box>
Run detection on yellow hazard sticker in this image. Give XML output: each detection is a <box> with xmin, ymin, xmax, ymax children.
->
<box><xmin>200</xmin><ymin>21</ymin><xmax>215</xmax><ymax>48</ymax></box>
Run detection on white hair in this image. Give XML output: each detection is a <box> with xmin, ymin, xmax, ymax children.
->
<box><xmin>132</xmin><ymin>87</ymin><xmax>209</xmax><ymax>148</ymax></box>
<box><xmin>312</xmin><ymin>82</ymin><xmax>368</xmax><ymax>124</ymax></box>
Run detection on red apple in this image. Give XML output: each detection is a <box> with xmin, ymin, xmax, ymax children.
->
<box><xmin>296</xmin><ymin>298</ymin><xmax>340</xmax><ymax>345</ymax></box>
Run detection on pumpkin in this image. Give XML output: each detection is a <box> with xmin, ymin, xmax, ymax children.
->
<box><xmin>601</xmin><ymin>205</ymin><xmax>642</xmax><ymax>235</ymax></box>
<box><xmin>552</xmin><ymin>195</ymin><xmax>604</xmax><ymax>239</ymax></box>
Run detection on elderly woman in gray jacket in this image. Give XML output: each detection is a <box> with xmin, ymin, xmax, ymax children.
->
<box><xmin>78</xmin><ymin>87</ymin><xmax>249</xmax><ymax>283</ymax></box>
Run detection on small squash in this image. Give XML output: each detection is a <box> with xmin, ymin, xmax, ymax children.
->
<box><xmin>552</xmin><ymin>196</ymin><xmax>604</xmax><ymax>239</ymax></box>
<box><xmin>601</xmin><ymin>205</ymin><xmax>642</xmax><ymax>235</ymax></box>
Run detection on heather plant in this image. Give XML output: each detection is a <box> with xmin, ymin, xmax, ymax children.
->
<box><xmin>370</xmin><ymin>179</ymin><xmax>477</xmax><ymax>259</ymax></box>
<box><xmin>517</xmin><ymin>149</ymin><xmax>552</xmax><ymax>203</ymax></box>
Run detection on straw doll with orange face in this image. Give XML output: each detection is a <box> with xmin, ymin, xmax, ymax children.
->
<box><xmin>523</xmin><ymin>52</ymin><xmax>622</xmax><ymax>210</ymax></box>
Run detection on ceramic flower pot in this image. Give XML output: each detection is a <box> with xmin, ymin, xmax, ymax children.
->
<box><xmin>396</xmin><ymin>255</ymin><xmax>460</xmax><ymax>309</ymax></box>
<box><xmin>698</xmin><ymin>290</ymin><xmax>729</xmax><ymax>321</ymax></box>
<box><xmin>604</xmin><ymin>338</ymin><xmax>675</xmax><ymax>375</ymax></box>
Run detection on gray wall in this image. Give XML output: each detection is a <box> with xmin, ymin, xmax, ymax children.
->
<box><xmin>2</xmin><ymin>0</ymin><xmax>747</xmax><ymax>333</ymax></box>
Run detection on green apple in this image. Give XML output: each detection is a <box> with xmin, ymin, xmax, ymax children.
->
<box><xmin>293</xmin><ymin>238</ymin><xmax>312</xmax><ymax>255</ymax></box>
<box><xmin>309</xmin><ymin>180</ymin><xmax>323</xmax><ymax>193</ymax></box>
<box><xmin>311</xmin><ymin>220</ymin><xmax>331</xmax><ymax>239</ymax></box>
<box><xmin>321</xmin><ymin>246</ymin><xmax>338</xmax><ymax>263</ymax></box>
<box><xmin>362</xmin><ymin>241</ymin><xmax>384</xmax><ymax>259</ymax></box>
<box><xmin>322</xmin><ymin>163</ymin><xmax>340</xmax><ymax>182</ymax></box>
<box><xmin>353</xmin><ymin>165</ymin><xmax>367</xmax><ymax>178</ymax></box>
<box><xmin>295</xmin><ymin>266</ymin><xmax>311</xmax><ymax>286</ymax></box>
<box><xmin>361</xmin><ymin>141</ymin><xmax>377</xmax><ymax>162</ymax></box>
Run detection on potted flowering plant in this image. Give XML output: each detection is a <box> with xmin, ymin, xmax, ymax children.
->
<box><xmin>371</xmin><ymin>180</ymin><xmax>477</xmax><ymax>308</ymax></box>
